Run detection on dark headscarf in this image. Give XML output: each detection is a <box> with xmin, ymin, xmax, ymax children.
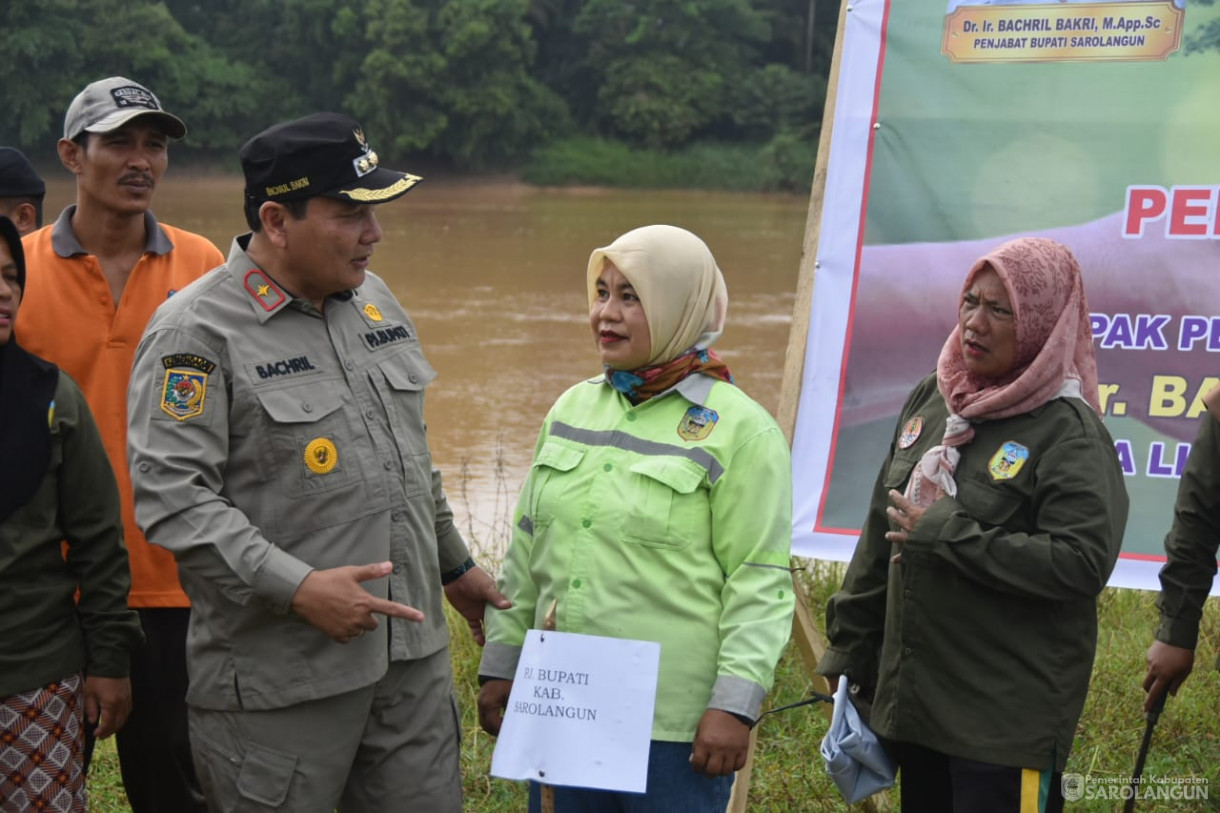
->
<box><xmin>0</xmin><ymin>215</ymin><xmax>58</xmax><ymax>523</ymax></box>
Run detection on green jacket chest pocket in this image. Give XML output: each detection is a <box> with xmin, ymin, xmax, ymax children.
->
<box><xmin>255</xmin><ymin>384</ymin><xmax>359</xmax><ymax>497</ymax></box>
<box><xmin>884</xmin><ymin>453</ymin><xmax>919</xmax><ymax>492</ymax></box>
<box><xmin>530</xmin><ymin>441</ymin><xmax>587</xmax><ymax>530</ymax></box>
<box><xmin>956</xmin><ymin>477</ymin><xmax>1027</xmax><ymax>531</ymax></box>
<box><xmin>621</xmin><ymin>457</ymin><xmax>708</xmax><ymax>550</ymax></box>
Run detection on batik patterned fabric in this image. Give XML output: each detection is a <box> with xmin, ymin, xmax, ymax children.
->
<box><xmin>0</xmin><ymin>674</ymin><xmax>85</xmax><ymax>813</ymax></box>
<box><xmin>903</xmin><ymin>413</ymin><xmax>975</xmax><ymax>508</ymax></box>
<box><xmin>605</xmin><ymin>348</ymin><xmax>734</xmax><ymax>403</ymax></box>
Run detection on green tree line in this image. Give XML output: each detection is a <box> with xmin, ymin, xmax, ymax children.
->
<box><xmin>0</xmin><ymin>0</ymin><xmax>838</xmax><ymax>188</ymax></box>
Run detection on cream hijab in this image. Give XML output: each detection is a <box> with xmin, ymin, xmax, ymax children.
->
<box><xmin>586</xmin><ymin>225</ymin><xmax>728</xmax><ymax>367</ymax></box>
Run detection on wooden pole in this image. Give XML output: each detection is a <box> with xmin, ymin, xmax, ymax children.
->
<box><xmin>541</xmin><ymin>600</ymin><xmax>558</xmax><ymax>813</ymax></box>
<box><xmin>728</xmin><ymin>0</ymin><xmax>887</xmax><ymax>809</ymax></box>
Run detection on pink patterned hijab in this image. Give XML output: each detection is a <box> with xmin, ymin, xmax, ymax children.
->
<box><xmin>938</xmin><ymin>236</ymin><xmax>1099</xmax><ymax>419</ymax></box>
<box><xmin>905</xmin><ymin>237</ymin><xmax>1100</xmax><ymax>507</ymax></box>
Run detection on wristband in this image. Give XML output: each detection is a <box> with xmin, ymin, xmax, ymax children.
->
<box><xmin>441</xmin><ymin>557</ymin><xmax>477</xmax><ymax>585</ymax></box>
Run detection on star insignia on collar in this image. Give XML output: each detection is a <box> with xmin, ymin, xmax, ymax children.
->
<box><xmin>257</xmin><ymin>284</ymin><xmax>270</xmax><ymax>296</ymax></box>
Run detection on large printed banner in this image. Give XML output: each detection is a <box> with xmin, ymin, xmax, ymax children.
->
<box><xmin>791</xmin><ymin>0</ymin><xmax>1220</xmax><ymax>593</ymax></box>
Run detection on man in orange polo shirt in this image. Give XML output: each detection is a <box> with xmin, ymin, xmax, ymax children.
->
<box><xmin>19</xmin><ymin>76</ymin><xmax>222</xmax><ymax>813</ymax></box>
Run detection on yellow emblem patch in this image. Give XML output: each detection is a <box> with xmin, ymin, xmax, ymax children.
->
<box><xmin>677</xmin><ymin>406</ymin><xmax>718</xmax><ymax>442</ymax></box>
<box><xmin>364</xmin><ymin>303</ymin><xmax>383</xmax><ymax>322</ymax></box>
<box><xmin>160</xmin><ymin>369</ymin><xmax>208</xmax><ymax>421</ymax></box>
<box><xmin>988</xmin><ymin>441</ymin><xmax>1030</xmax><ymax>481</ymax></box>
<box><xmin>304</xmin><ymin>438</ymin><xmax>338</xmax><ymax>475</ymax></box>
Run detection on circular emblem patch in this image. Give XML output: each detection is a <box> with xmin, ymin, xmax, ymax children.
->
<box><xmin>364</xmin><ymin>303</ymin><xmax>383</xmax><ymax>322</ymax></box>
<box><xmin>898</xmin><ymin>416</ymin><xmax>924</xmax><ymax>449</ymax></box>
<box><xmin>304</xmin><ymin>438</ymin><xmax>338</xmax><ymax>475</ymax></box>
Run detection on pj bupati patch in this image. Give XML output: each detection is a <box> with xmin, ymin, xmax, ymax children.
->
<box><xmin>677</xmin><ymin>406</ymin><xmax>718</xmax><ymax>441</ymax></box>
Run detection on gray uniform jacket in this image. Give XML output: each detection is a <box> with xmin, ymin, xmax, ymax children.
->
<box><xmin>128</xmin><ymin>235</ymin><xmax>471</xmax><ymax>712</ymax></box>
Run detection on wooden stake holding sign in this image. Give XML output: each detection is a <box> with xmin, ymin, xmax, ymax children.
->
<box><xmin>541</xmin><ymin>600</ymin><xmax>557</xmax><ymax>813</ymax></box>
<box><xmin>728</xmin><ymin>0</ymin><xmax>887</xmax><ymax>810</ymax></box>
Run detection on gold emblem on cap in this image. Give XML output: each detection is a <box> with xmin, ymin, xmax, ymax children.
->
<box><xmin>304</xmin><ymin>437</ymin><xmax>339</xmax><ymax>475</ymax></box>
<box><xmin>354</xmin><ymin>128</ymin><xmax>367</xmax><ymax>147</ymax></box>
<box><xmin>356</xmin><ymin>151</ymin><xmax>379</xmax><ymax>174</ymax></box>
<box><xmin>364</xmin><ymin>303</ymin><xmax>383</xmax><ymax>322</ymax></box>
<box><xmin>339</xmin><ymin>173</ymin><xmax>422</xmax><ymax>202</ymax></box>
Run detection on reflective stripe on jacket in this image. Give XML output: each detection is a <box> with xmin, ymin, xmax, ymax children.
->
<box><xmin>482</xmin><ymin>373</ymin><xmax>794</xmax><ymax>740</ymax></box>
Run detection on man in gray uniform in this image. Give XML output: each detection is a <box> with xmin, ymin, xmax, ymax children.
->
<box><xmin>127</xmin><ymin>112</ymin><xmax>509</xmax><ymax>812</ymax></box>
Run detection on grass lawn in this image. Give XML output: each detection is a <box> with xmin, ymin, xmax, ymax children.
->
<box><xmin>87</xmin><ymin>563</ymin><xmax>1220</xmax><ymax>812</ymax></box>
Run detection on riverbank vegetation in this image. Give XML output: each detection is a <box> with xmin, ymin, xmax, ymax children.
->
<box><xmin>1</xmin><ymin>0</ymin><xmax>836</xmax><ymax>192</ymax></box>
<box><xmin>87</xmin><ymin>556</ymin><xmax>1220</xmax><ymax>812</ymax></box>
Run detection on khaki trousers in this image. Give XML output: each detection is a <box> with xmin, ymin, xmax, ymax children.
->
<box><xmin>188</xmin><ymin>648</ymin><xmax>462</xmax><ymax>813</ymax></box>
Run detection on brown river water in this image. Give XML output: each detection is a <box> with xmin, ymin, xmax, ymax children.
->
<box><xmin>42</xmin><ymin>176</ymin><xmax>808</xmax><ymax>553</ymax></box>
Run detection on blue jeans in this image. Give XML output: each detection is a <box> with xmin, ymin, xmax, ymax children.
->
<box><xmin>527</xmin><ymin>740</ymin><xmax>734</xmax><ymax>813</ymax></box>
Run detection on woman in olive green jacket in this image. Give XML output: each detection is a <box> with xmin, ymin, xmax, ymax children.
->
<box><xmin>819</xmin><ymin>237</ymin><xmax>1128</xmax><ymax>813</ymax></box>
<box><xmin>0</xmin><ymin>215</ymin><xmax>142</xmax><ymax>811</ymax></box>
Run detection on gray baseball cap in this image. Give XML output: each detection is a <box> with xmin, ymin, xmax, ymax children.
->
<box><xmin>63</xmin><ymin>77</ymin><xmax>187</xmax><ymax>141</ymax></box>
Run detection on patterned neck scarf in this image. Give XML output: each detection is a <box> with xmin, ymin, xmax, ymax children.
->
<box><xmin>606</xmin><ymin>348</ymin><xmax>734</xmax><ymax>403</ymax></box>
<box><xmin>905</xmin><ymin>237</ymin><xmax>1099</xmax><ymax>508</ymax></box>
<box><xmin>904</xmin><ymin>414</ymin><xmax>974</xmax><ymax>507</ymax></box>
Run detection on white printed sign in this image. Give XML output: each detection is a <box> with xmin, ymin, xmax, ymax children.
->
<box><xmin>490</xmin><ymin>629</ymin><xmax>661</xmax><ymax>793</ymax></box>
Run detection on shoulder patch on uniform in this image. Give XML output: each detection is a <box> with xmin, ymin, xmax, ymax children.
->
<box><xmin>161</xmin><ymin>353</ymin><xmax>216</xmax><ymax>374</ymax></box>
<box><xmin>243</xmin><ymin>269</ymin><xmax>287</xmax><ymax>311</ymax></box>
<box><xmin>160</xmin><ymin>368</ymin><xmax>208</xmax><ymax>421</ymax></box>
<box><xmin>989</xmin><ymin>441</ymin><xmax>1029</xmax><ymax>480</ymax></box>
<box><xmin>677</xmin><ymin>406</ymin><xmax>718</xmax><ymax>442</ymax></box>
<box><xmin>363</xmin><ymin>303</ymin><xmax>383</xmax><ymax>322</ymax></box>
<box><xmin>898</xmin><ymin>416</ymin><xmax>924</xmax><ymax>449</ymax></box>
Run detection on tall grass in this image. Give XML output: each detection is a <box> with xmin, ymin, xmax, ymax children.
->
<box><xmin>87</xmin><ymin>559</ymin><xmax>1220</xmax><ymax>811</ymax></box>
<box><xmin>523</xmin><ymin>135</ymin><xmax>817</xmax><ymax>194</ymax></box>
